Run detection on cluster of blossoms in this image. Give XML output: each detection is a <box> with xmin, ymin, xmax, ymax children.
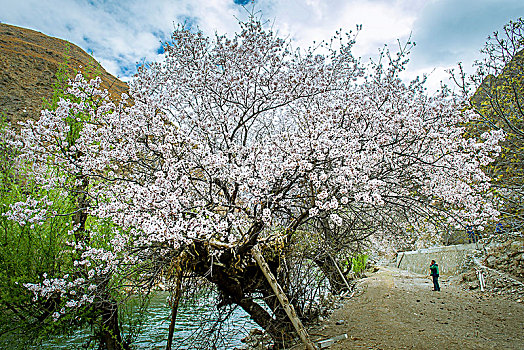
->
<box><xmin>24</xmin><ymin>275</ymin><xmax>95</xmax><ymax>320</ymax></box>
<box><xmin>2</xmin><ymin>196</ymin><xmax>52</xmax><ymax>228</ymax></box>
<box><xmin>24</xmin><ymin>274</ymin><xmax>88</xmax><ymax>300</ymax></box>
<box><xmin>22</xmin><ymin>227</ymin><xmax>133</xmax><ymax>321</ymax></box>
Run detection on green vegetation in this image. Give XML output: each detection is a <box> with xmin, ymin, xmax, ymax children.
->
<box><xmin>0</xmin><ymin>53</ymin><xmax>126</xmax><ymax>349</ymax></box>
<box><xmin>0</xmin><ymin>114</ymin><xmax>75</xmax><ymax>347</ymax></box>
<box><xmin>351</xmin><ymin>254</ymin><xmax>368</xmax><ymax>275</ymax></box>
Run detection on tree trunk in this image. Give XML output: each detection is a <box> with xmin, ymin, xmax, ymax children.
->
<box><xmin>252</xmin><ymin>246</ymin><xmax>317</xmax><ymax>350</ymax></box>
<box><xmin>98</xmin><ymin>297</ymin><xmax>126</xmax><ymax>350</ymax></box>
<box><xmin>72</xmin><ymin>175</ymin><xmax>126</xmax><ymax>350</ymax></box>
<box><xmin>166</xmin><ymin>268</ymin><xmax>183</xmax><ymax>350</ymax></box>
<box><xmin>190</xmin><ymin>238</ymin><xmax>302</xmax><ymax>349</ymax></box>
<box><xmin>313</xmin><ymin>253</ymin><xmax>350</xmax><ymax>295</ymax></box>
<box><xmin>207</xmin><ymin>261</ymin><xmax>295</xmax><ymax>348</ymax></box>
<box><xmin>237</xmin><ymin>296</ymin><xmax>292</xmax><ymax>346</ymax></box>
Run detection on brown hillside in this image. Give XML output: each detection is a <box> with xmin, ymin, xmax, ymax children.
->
<box><xmin>0</xmin><ymin>23</ymin><xmax>128</xmax><ymax>126</ymax></box>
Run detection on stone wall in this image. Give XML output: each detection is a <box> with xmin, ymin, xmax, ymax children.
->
<box><xmin>484</xmin><ymin>236</ymin><xmax>524</xmax><ymax>280</ymax></box>
<box><xmin>396</xmin><ymin>243</ymin><xmax>479</xmax><ymax>275</ymax></box>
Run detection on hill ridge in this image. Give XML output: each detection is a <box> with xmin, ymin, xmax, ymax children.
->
<box><xmin>0</xmin><ymin>22</ymin><xmax>128</xmax><ymax>126</ymax></box>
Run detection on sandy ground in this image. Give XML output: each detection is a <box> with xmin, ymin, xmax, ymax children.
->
<box><xmin>308</xmin><ymin>266</ymin><xmax>524</xmax><ymax>350</ymax></box>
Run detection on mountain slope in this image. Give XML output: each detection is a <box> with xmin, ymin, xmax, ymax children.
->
<box><xmin>0</xmin><ymin>23</ymin><xmax>128</xmax><ymax>126</ymax></box>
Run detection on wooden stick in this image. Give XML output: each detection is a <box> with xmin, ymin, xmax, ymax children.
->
<box><xmin>251</xmin><ymin>245</ymin><xmax>317</xmax><ymax>350</ymax></box>
<box><xmin>477</xmin><ymin>270</ymin><xmax>485</xmax><ymax>292</ymax></box>
<box><xmin>328</xmin><ymin>253</ymin><xmax>351</xmax><ymax>292</ymax></box>
<box><xmin>397</xmin><ymin>252</ymin><xmax>405</xmax><ymax>268</ymax></box>
<box><xmin>166</xmin><ymin>267</ymin><xmax>183</xmax><ymax>350</ymax></box>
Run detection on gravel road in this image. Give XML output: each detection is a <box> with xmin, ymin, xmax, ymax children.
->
<box><xmin>307</xmin><ymin>266</ymin><xmax>524</xmax><ymax>350</ymax></box>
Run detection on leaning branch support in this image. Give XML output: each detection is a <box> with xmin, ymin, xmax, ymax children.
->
<box><xmin>329</xmin><ymin>253</ymin><xmax>351</xmax><ymax>292</ymax></box>
<box><xmin>251</xmin><ymin>245</ymin><xmax>317</xmax><ymax>350</ymax></box>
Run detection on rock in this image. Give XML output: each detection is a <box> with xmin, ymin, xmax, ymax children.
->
<box><xmin>510</xmin><ymin>241</ymin><xmax>523</xmax><ymax>252</ymax></box>
<box><xmin>462</xmin><ymin>271</ymin><xmax>477</xmax><ymax>282</ymax></box>
<box><xmin>241</xmin><ymin>329</ymin><xmax>272</xmax><ymax>350</ymax></box>
<box><xmin>336</xmin><ymin>319</ymin><xmax>345</xmax><ymax>325</ymax></box>
<box><xmin>468</xmin><ymin>282</ymin><xmax>479</xmax><ymax>290</ymax></box>
<box><xmin>482</xmin><ymin>236</ymin><xmax>524</xmax><ymax>280</ymax></box>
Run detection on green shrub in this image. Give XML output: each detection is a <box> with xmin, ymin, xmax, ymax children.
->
<box><xmin>352</xmin><ymin>254</ymin><xmax>368</xmax><ymax>275</ymax></box>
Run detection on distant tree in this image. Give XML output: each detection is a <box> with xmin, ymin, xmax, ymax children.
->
<box><xmin>453</xmin><ymin>17</ymin><xmax>524</xmax><ymax>234</ymax></box>
<box><xmin>14</xmin><ymin>17</ymin><xmax>502</xmax><ymax>348</ymax></box>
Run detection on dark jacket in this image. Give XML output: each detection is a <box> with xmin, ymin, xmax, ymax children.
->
<box><xmin>430</xmin><ymin>263</ymin><xmax>439</xmax><ymax>276</ymax></box>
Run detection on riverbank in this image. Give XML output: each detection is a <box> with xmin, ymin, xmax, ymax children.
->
<box><xmin>303</xmin><ymin>266</ymin><xmax>524</xmax><ymax>349</ymax></box>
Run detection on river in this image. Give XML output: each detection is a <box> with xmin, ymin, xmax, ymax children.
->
<box><xmin>41</xmin><ymin>291</ymin><xmax>260</xmax><ymax>349</ymax></box>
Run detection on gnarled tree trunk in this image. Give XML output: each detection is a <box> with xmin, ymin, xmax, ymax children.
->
<box><xmin>73</xmin><ymin>175</ymin><xmax>126</xmax><ymax>350</ymax></box>
<box><xmin>97</xmin><ymin>296</ymin><xmax>126</xmax><ymax>350</ymax></box>
<box><xmin>189</xmin><ymin>239</ymin><xmax>298</xmax><ymax>349</ymax></box>
<box><xmin>313</xmin><ymin>253</ymin><xmax>351</xmax><ymax>295</ymax></box>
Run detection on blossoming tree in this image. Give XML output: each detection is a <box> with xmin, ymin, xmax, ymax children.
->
<box><xmin>454</xmin><ymin>18</ymin><xmax>524</xmax><ymax>234</ymax></box>
<box><xmin>14</xmin><ymin>18</ymin><xmax>503</xmax><ymax>348</ymax></box>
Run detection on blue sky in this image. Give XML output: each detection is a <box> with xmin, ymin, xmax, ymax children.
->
<box><xmin>1</xmin><ymin>0</ymin><xmax>523</xmax><ymax>92</ymax></box>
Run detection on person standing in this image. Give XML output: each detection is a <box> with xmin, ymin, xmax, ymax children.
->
<box><xmin>466</xmin><ymin>225</ymin><xmax>475</xmax><ymax>243</ymax></box>
<box><xmin>430</xmin><ymin>260</ymin><xmax>440</xmax><ymax>291</ymax></box>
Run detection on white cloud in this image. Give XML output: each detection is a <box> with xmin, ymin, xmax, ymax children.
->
<box><xmin>256</xmin><ymin>0</ymin><xmax>421</xmax><ymax>56</ymax></box>
<box><xmin>0</xmin><ymin>0</ymin><xmax>247</xmax><ymax>78</ymax></box>
<box><xmin>1</xmin><ymin>0</ymin><xmax>523</xmax><ymax>91</ymax></box>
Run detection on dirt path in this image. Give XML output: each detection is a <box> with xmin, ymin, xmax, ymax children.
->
<box><xmin>311</xmin><ymin>266</ymin><xmax>524</xmax><ymax>350</ymax></box>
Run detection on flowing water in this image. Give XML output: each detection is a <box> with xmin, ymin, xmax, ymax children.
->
<box><xmin>41</xmin><ymin>291</ymin><xmax>260</xmax><ymax>349</ymax></box>
<box><xmin>34</xmin><ymin>263</ymin><xmax>329</xmax><ymax>349</ymax></box>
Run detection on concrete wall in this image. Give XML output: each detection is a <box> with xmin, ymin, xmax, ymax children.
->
<box><xmin>396</xmin><ymin>243</ymin><xmax>479</xmax><ymax>275</ymax></box>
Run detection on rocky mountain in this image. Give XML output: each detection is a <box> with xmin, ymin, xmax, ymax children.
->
<box><xmin>0</xmin><ymin>23</ymin><xmax>128</xmax><ymax>126</ymax></box>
